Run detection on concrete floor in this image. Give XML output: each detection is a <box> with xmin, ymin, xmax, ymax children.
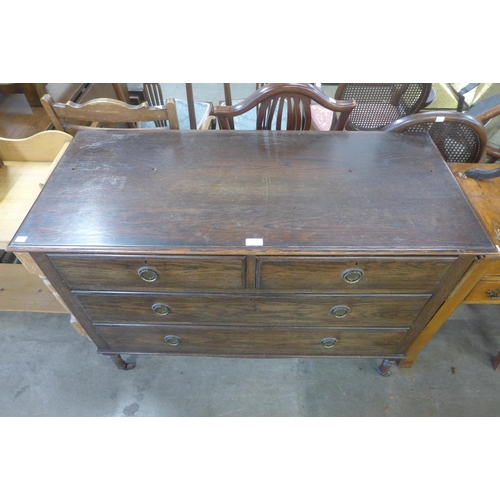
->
<box><xmin>1</xmin><ymin>304</ymin><xmax>499</xmax><ymax>417</ymax></box>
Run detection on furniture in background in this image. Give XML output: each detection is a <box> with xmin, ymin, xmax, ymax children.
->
<box><xmin>382</xmin><ymin>111</ymin><xmax>487</xmax><ymax>163</ymax></box>
<box><xmin>1</xmin><ymin>83</ymin><xmax>129</xmax><ymax>139</ymax></box>
<box><xmin>40</xmin><ymin>94</ymin><xmax>180</xmax><ymax>134</ymax></box>
<box><xmin>465</xmin><ymin>98</ymin><xmax>500</xmax><ymax>163</ymax></box>
<box><xmin>142</xmin><ymin>83</ymin><xmax>213</xmax><ymax>130</ymax></box>
<box><xmin>312</xmin><ymin>83</ymin><xmax>432</xmax><ymax>131</ymax></box>
<box><xmin>0</xmin><ymin>83</ymin><xmax>46</xmax><ymax>107</ymax></box>
<box><xmin>8</xmin><ymin>129</ymin><xmax>494</xmax><ymax>374</ymax></box>
<box><xmin>400</xmin><ymin>162</ymin><xmax>500</xmax><ymax>370</ymax></box>
<box><xmin>213</xmin><ymin>83</ymin><xmax>355</xmax><ymax>131</ymax></box>
<box><xmin>0</xmin><ymin>131</ymin><xmax>72</xmax><ymax>314</ymax></box>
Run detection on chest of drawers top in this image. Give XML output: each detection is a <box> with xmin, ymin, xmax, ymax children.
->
<box><xmin>8</xmin><ymin>129</ymin><xmax>494</xmax><ymax>256</ymax></box>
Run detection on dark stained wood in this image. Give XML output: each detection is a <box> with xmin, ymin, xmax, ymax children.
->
<box><xmin>49</xmin><ymin>255</ymin><xmax>247</xmax><ymax>291</ymax></box>
<box><xmin>8</xmin><ymin>130</ymin><xmax>494</xmax><ymax>254</ymax></box>
<box><xmin>8</xmin><ymin>130</ymin><xmax>497</xmax><ymax>371</ymax></box>
<box><xmin>214</xmin><ymin>83</ymin><xmax>355</xmax><ymax>131</ymax></box>
<box><xmin>75</xmin><ymin>292</ymin><xmax>430</xmax><ymax>327</ymax></box>
<box><xmin>256</xmin><ymin>257</ymin><xmax>456</xmax><ymax>293</ymax></box>
<box><xmin>96</xmin><ymin>325</ymin><xmax>408</xmax><ymax>357</ymax></box>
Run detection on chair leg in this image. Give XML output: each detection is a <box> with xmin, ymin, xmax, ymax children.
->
<box><xmin>494</xmin><ymin>351</ymin><xmax>500</xmax><ymax>371</ymax></box>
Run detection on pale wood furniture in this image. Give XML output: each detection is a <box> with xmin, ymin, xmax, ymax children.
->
<box><xmin>399</xmin><ymin>163</ymin><xmax>500</xmax><ymax>369</ymax></box>
<box><xmin>7</xmin><ymin>129</ymin><xmax>495</xmax><ymax>374</ymax></box>
<box><xmin>213</xmin><ymin>83</ymin><xmax>356</xmax><ymax>131</ymax></box>
<box><xmin>0</xmin><ymin>84</ymin><xmax>126</xmax><ymax>139</ymax></box>
<box><xmin>0</xmin><ymin>130</ymin><xmax>72</xmax><ymax>313</ymax></box>
<box><xmin>41</xmin><ymin>94</ymin><xmax>180</xmax><ymax>134</ymax></box>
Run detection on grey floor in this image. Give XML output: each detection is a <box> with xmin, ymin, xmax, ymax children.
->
<box><xmin>1</xmin><ymin>304</ymin><xmax>499</xmax><ymax>417</ymax></box>
<box><xmin>2</xmin><ymin>83</ymin><xmax>499</xmax><ymax>417</ymax></box>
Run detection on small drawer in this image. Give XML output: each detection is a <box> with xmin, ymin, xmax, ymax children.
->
<box><xmin>96</xmin><ymin>325</ymin><xmax>408</xmax><ymax>357</ymax></box>
<box><xmin>464</xmin><ymin>279</ymin><xmax>500</xmax><ymax>304</ymax></box>
<box><xmin>76</xmin><ymin>292</ymin><xmax>430</xmax><ymax>328</ymax></box>
<box><xmin>256</xmin><ymin>257</ymin><xmax>456</xmax><ymax>293</ymax></box>
<box><xmin>49</xmin><ymin>254</ymin><xmax>246</xmax><ymax>291</ymax></box>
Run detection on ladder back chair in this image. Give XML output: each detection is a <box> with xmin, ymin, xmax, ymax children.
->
<box><xmin>331</xmin><ymin>83</ymin><xmax>433</xmax><ymax>131</ymax></box>
<box><xmin>382</xmin><ymin>111</ymin><xmax>487</xmax><ymax>164</ymax></box>
<box><xmin>41</xmin><ymin>94</ymin><xmax>179</xmax><ymax>135</ymax></box>
<box><xmin>142</xmin><ymin>83</ymin><xmax>214</xmax><ymax>130</ymax></box>
<box><xmin>213</xmin><ymin>83</ymin><xmax>356</xmax><ymax>131</ymax></box>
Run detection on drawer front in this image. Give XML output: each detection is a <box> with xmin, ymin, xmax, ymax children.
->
<box><xmin>49</xmin><ymin>255</ymin><xmax>246</xmax><ymax>291</ymax></box>
<box><xmin>256</xmin><ymin>257</ymin><xmax>456</xmax><ymax>293</ymax></box>
<box><xmin>464</xmin><ymin>280</ymin><xmax>500</xmax><ymax>304</ymax></box>
<box><xmin>96</xmin><ymin>325</ymin><xmax>408</xmax><ymax>357</ymax></box>
<box><xmin>76</xmin><ymin>292</ymin><xmax>430</xmax><ymax>328</ymax></box>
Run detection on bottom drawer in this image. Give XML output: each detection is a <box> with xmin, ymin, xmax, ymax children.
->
<box><xmin>96</xmin><ymin>325</ymin><xmax>407</xmax><ymax>357</ymax></box>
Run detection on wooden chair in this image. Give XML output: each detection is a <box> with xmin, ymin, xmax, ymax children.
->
<box><xmin>316</xmin><ymin>83</ymin><xmax>432</xmax><ymax>131</ymax></box>
<box><xmin>382</xmin><ymin>111</ymin><xmax>487</xmax><ymax>163</ymax></box>
<box><xmin>142</xmin><ymin>83</ymin><xmax>214</xmax><ymax>130</ymax></box>
<box><xmin>41</xmin><ymin>94</ymin><xmax>180</xmax><ymax>135</ymax></box>
<box><xmin>212</xmin><ymin>83</ymin><xmax>356</xmax><ymax>131</ymax></box>
<box><xmin>465</xmin><ymin>95</ymin><xmax>500</xmax><ymax>162</ymax></box>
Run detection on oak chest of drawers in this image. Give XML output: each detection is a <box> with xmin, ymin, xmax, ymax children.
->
<box><xmin>8</xmin><ymin>130</ymin><xmax>495</xmax><ymax>373</ymax></box>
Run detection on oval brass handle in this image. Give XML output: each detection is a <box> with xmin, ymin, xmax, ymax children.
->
<box><xmin>320</xmin><ymin>337</ymin><xmax>338</xmax><ymax>348</ymax></box>
<box><xmin>330</xmin><ymin>305</ymin><xmax>350</xmax><ymax>318</ymax></box>
<box><xmin>341</xmin><ymin>268</ymin><xmax>364</xmax><ymax>284</ymax></box>
<box><xmin>138</xmin><ymin>266</ymin><xmax>159</xmax><ymax>283</ymax></box>
<box><xmin>152</xmin><ymin>303</ymin><xmax>171</xmax><ymax>315</ymax></box>
<box><xmin>164</xmin><ymin>335</ymin><xmax>181</xmax><ymax>346</ymax></box>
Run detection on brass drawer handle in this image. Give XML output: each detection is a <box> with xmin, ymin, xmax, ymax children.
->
<box><xmin>486</xmin><ymin>288</ymin><xmax>500</xmax><ymax>299</ymax></box>
<box><xmin>152</xmin><ymin>303</ymin><xmax>171</xmax><ymax>315</ymax></box>
<box><xmin>341</xmin><ymin>268</ymin><xmax>364</xmax><ymax>284</ymax></box>
<box><xmin>138</xmin><ymin>266</ymin><xmax>159</xmax><ymax>283</ymax></box>
<box><xmin>330</xmin><ymin>305</ymin><xmax>350</xmax><ymax>318</ymax></box>
<box><xmin>321</xmin><ymin>337</ymin><xmax>338</xmax><ymax>348</ymax></box>
<box><xmin>164</xmin><ymin>335</ymin><xmax>181</xmax><ymax>346</ymax></box>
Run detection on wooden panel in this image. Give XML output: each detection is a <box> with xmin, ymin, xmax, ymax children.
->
<box><xmin>449</xmin><ymin>163</ymin><xmax>500</xmax><ymax>246</ymax></box>
<box><xmin>96</xmin><ymin>325</ymin><xmax>408</xmax><ymax>356</ymax></box>
<box><xmin>49</xmin><ymin>255</ymin><xmax>246</xmax><ymax>291</ymax></box>
<box><xmin>76</xmin><ymin>292</ymin><xmax>430</xmax><ymax>327</ymax></box>
<box><xmin>463</xmin><ymin>280</ymin><xmax>500</xmax><ymax>304</ymax></box>
<box><xmin>256</xmin><ymin>257</ymin><xmax>456</xmax><ymax>293</ymax></box>
<box><xmin>0</xmin><ymin>264</ymin><xmax>66</xmax><ymax>313</ymax></box>
<box><xmin>484</xmin><ymin>259</ymin><xmax>500</xmax><ymax>275</ymax></box>
<box><xmin>8</xmin><ymin>130</ymin><xmax>494</xmax><ymax>254</ymax></box>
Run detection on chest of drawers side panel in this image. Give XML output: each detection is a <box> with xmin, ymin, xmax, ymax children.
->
<box><xmin>397</xmin><ymin>254</ymin><xmax>477</xmax><ymax>352</ymax></box>
<box><xmin>30</xmin><ymin>253</ymin><xmax>111</xmax><ymax>351</ymax></box>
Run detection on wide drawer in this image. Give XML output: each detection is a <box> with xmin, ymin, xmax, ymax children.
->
<box><xmin>49</xmin><ymin>255</ymin><xmax>246</xmax><ymax>291</ymax></box>
<box><xmin>96</xmin><ymin>325</ymin><xmax>408</xmax><ymax>357</ymax></box>
<box><xmin>77</xmin><ymin>292</ymin><xmax>430</xmax><ymax>328</ymax></box>
<box><xmin>256</xmin><ymin>257</ymin><xmax>456</xmax><ymax>293</ymax></box>
<box><xmin>464</xmin><ymin>279</ymin><xmax>500</xmax><ymax>304</ymax></box>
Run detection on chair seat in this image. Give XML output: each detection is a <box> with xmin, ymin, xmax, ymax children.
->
<box><xmin>312</xmin><ymin>102</ymin><xmax>402</xmax><ymax>131</ymax></box>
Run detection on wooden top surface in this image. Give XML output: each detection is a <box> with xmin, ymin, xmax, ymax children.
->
<box><xmin>449</xmin><ymin>163</ymin><xmax>500</xmax><ymax>252</ymax></box>
<box><xmin>8</xmin><ymin>129</ymin><xmax>495</xmax><ymax>255</ymax></box>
